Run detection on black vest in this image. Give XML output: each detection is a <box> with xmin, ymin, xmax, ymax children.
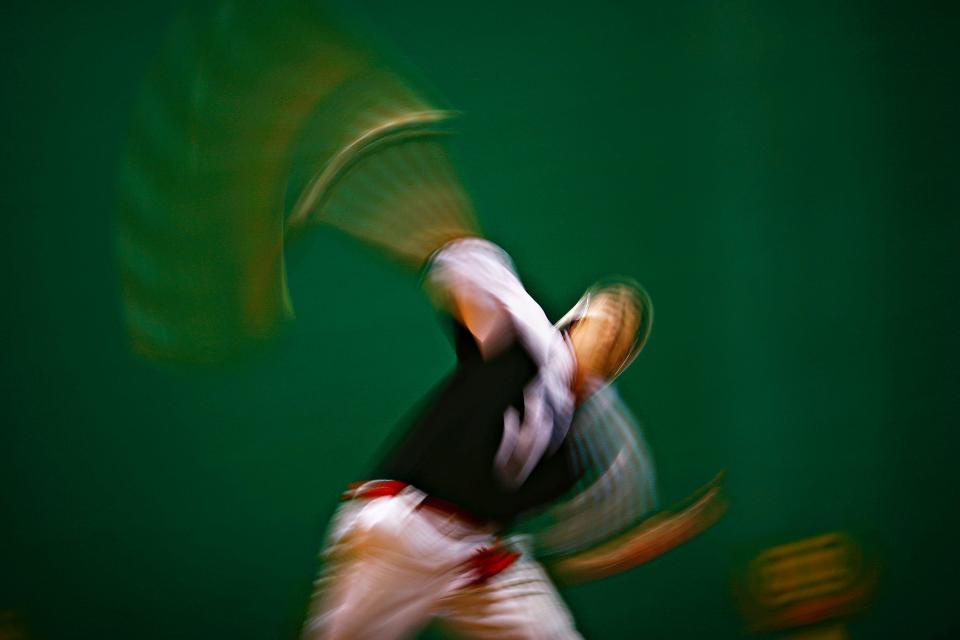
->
<box><xmin>374</xmin><ymin>322</ymin><xmax>581</xmax><ymax>525</ymax></box>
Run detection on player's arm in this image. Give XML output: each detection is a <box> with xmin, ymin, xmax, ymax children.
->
<box><xmin>426</xmin><ymin>238</ymin><xmax>577</xmax><ymax>488</ymax></box>
<box><xmin>425</xmin><ymin>237</ymin><xmax>565</xmax><ymax>365</ymax></box>
<box><xmin>445</xmin><ymin>273</ymin><xmax>515</xmax><ymax>358</ymax></box>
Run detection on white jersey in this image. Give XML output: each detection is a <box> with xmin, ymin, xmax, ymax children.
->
<box><xmin>427</xmin><ymin>238</ymin><xmax>576</xmax><ymax>489</ymax></box>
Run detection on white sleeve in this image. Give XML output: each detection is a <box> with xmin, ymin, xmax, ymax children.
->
<box><xmin>427</xmin><ymin>238</ymin><xmax>576</xmax><ymax>489</ymax></box>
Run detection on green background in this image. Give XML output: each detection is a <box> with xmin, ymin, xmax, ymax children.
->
<box><xmin>3</xmin><ymin>1</ymin><xmax>957</xmax><ymax>638</ymax></box>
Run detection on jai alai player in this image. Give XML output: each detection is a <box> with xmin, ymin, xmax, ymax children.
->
<box><xmin>114</xmin><ymin>4</ymin><xmax>726</xmax><ymax>636</ymax></box>
<box><xmin>300</xmin><ymin>237</ymin><xmax>723</xmax><ymax>639</ymax></box>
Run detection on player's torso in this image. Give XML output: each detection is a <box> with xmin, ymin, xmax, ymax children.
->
<box><xmin>374</xmin><ymin>323</ymin><xmax>580</xmax><ymax>524</ymax></box>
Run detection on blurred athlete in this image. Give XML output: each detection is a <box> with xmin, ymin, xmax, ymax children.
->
<box><xmin>302</xmin><ymin>237</ymin><xmax>653</xmax><ymax>639</ymax></box>
<box><xmin>113</xmin><ymin>5</ymin><xmax>723</xmax><ymax>636</ymax></box>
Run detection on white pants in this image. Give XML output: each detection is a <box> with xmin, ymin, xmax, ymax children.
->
<box><xmin>302</xmin><ymin>485</ymin><xmax>582</xmax><ymax>640</ymax></box>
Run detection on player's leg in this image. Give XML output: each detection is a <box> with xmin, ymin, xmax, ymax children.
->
<box><xmin>301</xmin><ymin>547</ymin><xmax>448</xmax><ymax>639</ymax></box>
<box><xmin>302</xmin><ymin>488</ymin><xmax>498</xmax><ymax>639</ymax></box>
<box><xmin>438</xmin><ymin>538</ymin><xmax>582</xmax><ymax>640</ymax></box>
<box><xmin>302</xmin><ymin>494</ymin><xmax>451</xmax><ymax>640</ymax></box>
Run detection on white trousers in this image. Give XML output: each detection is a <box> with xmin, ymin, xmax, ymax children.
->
<box><xmin>302</xmin><ymin>485</ymin><xmax>582</xmax><ymax>640</ymax></box>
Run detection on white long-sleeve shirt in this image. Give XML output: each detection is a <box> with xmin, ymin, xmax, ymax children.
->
<box><xmin>427</xmin><ymin>238</ymin><xmax>576</xmax><ymax>488</ymax></box>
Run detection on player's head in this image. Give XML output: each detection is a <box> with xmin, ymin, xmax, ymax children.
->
<box><xmin>557</xmin><ymin>279</ymin><xmax>653</xmax><ymax>400</ymax></box>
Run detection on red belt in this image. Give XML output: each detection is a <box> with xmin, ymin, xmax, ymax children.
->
<box><xmin>342</xmin><ymin>480</ymin><xmax>411</xmax><ymax>501</ymax></box>
<box><xmin>342</xmin><ymin>480</ymin><xmax>519</xmax><ymax>584</ymax></box>
<box><xmin>343</xmin><ymin>480</ymin><xmax>493</xmax><ymax>530</ymax></box>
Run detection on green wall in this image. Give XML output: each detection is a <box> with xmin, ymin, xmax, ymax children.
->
<box><xmin>4</xmin><ymin>2</ymin><xmax>957</xmax><ymax>638</ymax></box>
